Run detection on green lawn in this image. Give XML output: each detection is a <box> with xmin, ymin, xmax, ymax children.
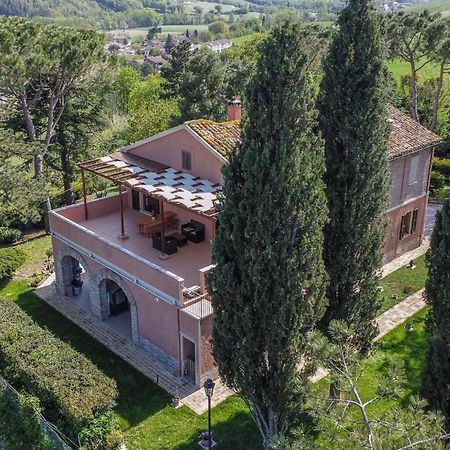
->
<box><xmin>378</xmin><ymin>255</ymin><xmax>428</xmax><ymax>314</ymax></box>
<box><xmin>409</xmin><ymin>0</ymin><xmax>450</xmax><ymax>16</ymax></box>
<box><xmin>0</xmin><ymin>236</ymin><xmax>432</xmax><ymax>449</ymax></box>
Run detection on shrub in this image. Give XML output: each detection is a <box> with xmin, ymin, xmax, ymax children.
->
<box><xmin>430</xmin><ymin>171</ymin><xmax>446</xmax><ymax>194</ymax></box>
<box><xmin>79</xmin><ymin>411</ymin><xmax>123</xmax><ymax>450</ymax></box>
<box><xmin>432</xmin><ymin>157</ymin><xmax>450</xmax><ymax>179</ymax></box>
<box><xmin>0</xmin><ymin>227</ymin><xmax>21</xmax><ymax>245</ymax></box>
<box><xmin>0</xmin><ymin>247</ymin><xmax>25</xmax><ymax>280</ymax></box>
<box><xmin>0</xmin><ymin>300</ymin><xmax>118</xmax><ymax>439</ymax></box>
<box><xmin>0</xmin><ymin>386</ymin><xmax>53</xmax><ymax>450</ymax></box>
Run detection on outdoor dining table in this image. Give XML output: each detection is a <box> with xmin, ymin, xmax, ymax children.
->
<box><xmin>137</xmin><ymin>211</ymin><xmax>176</xmax><ymax>235</ymax></box>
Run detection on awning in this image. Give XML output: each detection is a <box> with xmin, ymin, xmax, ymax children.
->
<box><xmin>79</xmin><ymin>153</ymin><xmax>221</xmax><ymax>218</ymax></box>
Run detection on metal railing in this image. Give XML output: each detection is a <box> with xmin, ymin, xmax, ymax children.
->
<box><xmin>182</xmin><ymin>292</ymin><xmax>214</xmax><ymax>319</ymax></box>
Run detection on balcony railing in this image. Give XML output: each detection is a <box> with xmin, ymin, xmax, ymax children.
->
<box><xmin>182</xmin><ymin>292</ymin><xmax>213</xmax><ymax>319</ymax></box>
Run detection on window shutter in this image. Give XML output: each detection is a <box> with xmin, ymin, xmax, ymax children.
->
<box><xmin>399</xmin><ymin>214</ymin><xmax>405</xmax><ymax>240</ymax></box>
<box><xmin>412</xmin><ymin>208</ymin><xmax>419</xmax><ymax>233</ymax></box>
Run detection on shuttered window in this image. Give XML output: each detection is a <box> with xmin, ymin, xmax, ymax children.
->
<box><xmin>181</xmin><ymin>151</ymin><xmax>192</xmax><ymax>172</ymax></box>
<box><xmin>399</xmin><ymin>208</ymin><xmax>419</xmax><ymax>239</ymax></box>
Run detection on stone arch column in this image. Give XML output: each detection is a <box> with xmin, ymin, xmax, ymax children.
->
<box><xmin>94</xmin><ymin>268</ymin><xmax>140</xmax><ymax>345</ymax></box>
<box><xmin>54</xmin><ymin>245</ymin><xmax>94</xmax><ymax>297</ymax></box>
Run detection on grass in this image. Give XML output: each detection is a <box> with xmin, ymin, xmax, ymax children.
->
<box><xmin>0</xmin><ymin>235</ymin><xmax>432</xmax><ymax>449</ymax></box>
<box><xmin>378</xmin><ymin>255</ymin><xmax>428</xmax><ymax>314</ymax></box>
<box><xmin>409</xmin><ymin>0</ymin><xmax>450</xmax><ymax>16</ymax></box>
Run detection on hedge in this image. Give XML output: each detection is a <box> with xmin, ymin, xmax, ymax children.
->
<box><xmin>0</xmin><ymin>247</ymin><xmax>25</xmax><ymax>280</ymax></box>
<box><xmin>0</xmin><ymin>226</ymin><xmax>22</xmax><ymax>245</ymax></box>
<box><xmin>432</xmin><ymin>157</ymin><xmax>450</xmax><ymax>179</ymax></box>
<box><xmin>0</xmin><ymin>300</ymin><xmax>118</xmax><ymax>438</ymax></box>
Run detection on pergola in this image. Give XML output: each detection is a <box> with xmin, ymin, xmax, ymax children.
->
<box><xmin>78</xmin><ymin>151</ymin><xmax>220</xmax><ymax>253</ymax></box>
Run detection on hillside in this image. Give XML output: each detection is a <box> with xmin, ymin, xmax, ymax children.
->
<box><xmin>410</xmin><ymin>0</ymin><xmax>450</xmax><ymax>16</ymax></box>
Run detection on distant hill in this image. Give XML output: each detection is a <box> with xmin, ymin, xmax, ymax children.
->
<box><xmin>0</xmin><ymin>0</ymin><xmax>150</xmax><ymax>18</ymax></box>
<box><xmin>409</xmin><ymin>0</ymin><xmax>450</xmax><ymax>16</ymax></box>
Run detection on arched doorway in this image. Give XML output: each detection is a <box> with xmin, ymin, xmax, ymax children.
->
<box><xmin>94</xmin><ymin>269</ymin><xmax>139</xmax><ymax>345</ymax></box>
<box><xmin>55</xmin><ymin>245</ymin><xmax>93</xmax><ymax>301</ymax></box>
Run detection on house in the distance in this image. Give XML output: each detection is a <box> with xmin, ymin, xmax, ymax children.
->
<box><xmin>49</xmin><ymin>100</ymin><xmax>441</xmax><ymax>388</ymax></box>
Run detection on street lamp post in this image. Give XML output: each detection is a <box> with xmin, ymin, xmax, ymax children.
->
<box><xmin>203</xmin><ymin>379</ymin><xmax>215</xmax><ymax>449</ymax></box>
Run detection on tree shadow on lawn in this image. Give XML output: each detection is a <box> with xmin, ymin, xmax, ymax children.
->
<box><xmin>14</xmin><ymin>288</ymin><xmax>171</xmax><ymax>427</ymax></box>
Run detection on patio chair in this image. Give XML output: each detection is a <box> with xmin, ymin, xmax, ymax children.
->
<box><xmin>152</xmin><ymin>231</ymin><xmax>178</xmax><ymax>255</ymax></box>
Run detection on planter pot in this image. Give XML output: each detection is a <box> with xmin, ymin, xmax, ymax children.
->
<box><xmin>172</xmin><ymin>396</ymin><xmax>180</xmax><ymax>407</ymax></box>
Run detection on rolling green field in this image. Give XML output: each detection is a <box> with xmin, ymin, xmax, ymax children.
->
<box><xmin>184</xmin><ymin>0</ymin><xmax>236</xmax><ymax>14</ymax></box>
<box><xmin>109</xmin><ymin>25</ymin><xmax>210</xmax><ymax>39</ymax></box>
<box><xmin>410</xmin><ymin>0</ymin><xmax>450</xmax><ymax>16</ymax></box>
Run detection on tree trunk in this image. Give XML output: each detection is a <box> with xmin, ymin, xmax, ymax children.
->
<box><xmin>329</xmin><ymin>381</ymin><xmax>342</xmax><ymax>400</ymax></box>
<box><xmin>60</xmin><ymin>141</ymin><xmax>74</xmax><ymax>205</ymax></box>
<box><xmin>252</xmin><ymin>404</ymin><xmax>282</xmax><ymax>450</ymax></box>
<box><xmin>410</xmin><ymin>58</ymin><xmax>419</xmax><ymax>122</ymax></box>
<box><xmin>429</xmin><ymin>62</ymin><xmax>445</xmax><ymax>132</ymax></box>
<box><xmin>34</xmin><ymin>152</ymin><xmax>51</xmax><ymax>232</ymax></box>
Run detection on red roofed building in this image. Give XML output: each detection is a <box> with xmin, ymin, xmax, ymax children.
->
<box><xmin>49</xmin><ymin>101</ymin><xmax>441</xmax><ymax>389</ymax></box>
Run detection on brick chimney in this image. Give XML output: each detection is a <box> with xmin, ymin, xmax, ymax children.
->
<box><xmin>227</xmin><ymin>97</ymin><xmax>241</xmax><ymax>121</ymax></box>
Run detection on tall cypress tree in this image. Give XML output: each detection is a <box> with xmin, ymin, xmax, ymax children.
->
<box><xmin>422</xmin><ymin>198</ymin><xmax>450</xmax><ymax>424</ymax></box>
<box><xmin>209</xmin><ymin>24</ymin><xmax>328</xmax><ymax>449</ymax></box>
<box><xmin>317</xmin><ymin>0</ymin><xmax>390</xmax><ymax>353</ymax></box>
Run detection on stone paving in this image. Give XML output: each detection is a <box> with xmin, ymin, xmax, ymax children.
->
<box><xmin>35</xmin><ymin>239</ymin><xmax>431</xmax><ymax>415</ymax></box>
<box><xmin>36</xmin><ymin>279</ymin><xmax>232</xmax><ymax>415</ymax></box>
<box><xmin>381</xmin><ymin>237</ymin><xmax>430</xmax><ymax>278</ymax></box>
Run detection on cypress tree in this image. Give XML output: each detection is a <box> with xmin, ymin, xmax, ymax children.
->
<box><xmin>422</xmin><ymin>198</ymin><xmax>450</xmax><ymax>425</ymax></box>
<box><xmin>209</xmin><ymin>24</ymin><xmax>328</xmax><ymax>448</ymax></box>
<box><xmin>317</xmin><ymin>0</ymin><xmax>390</xmax><ymax>353</ymax></box>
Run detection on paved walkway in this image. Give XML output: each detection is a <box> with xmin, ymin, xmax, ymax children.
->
<box><xmin>35</xmin><ymin>282</ymin><xmax>233</xmax><ymax>414</ymax></box>
<box><xmin>381</xmin><ymin>237</ymin><xmax>430</xmax><ymax>278</ymax></box>
<box><xmin>35</xmin><ymin>240</ymin><xmax>430</xmax><ymax>414</ymax></box>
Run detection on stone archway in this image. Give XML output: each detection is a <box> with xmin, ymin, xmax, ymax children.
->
<box><xmin>93</xmin><ymin>268</ymin><xmax>139</xmax><ymax>345</ymax></box>
<box><xmin>54</xmin><ymin>245</ymin><xmax>95</xmax><ymax>298</ymax></box>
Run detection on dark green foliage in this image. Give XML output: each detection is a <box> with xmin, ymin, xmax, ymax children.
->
<box><xmin>0</xmin><ymin>299</ymin><xmax>117</xmax><ymax>438</ymax></box>
<box><xmin>0</xmin><ymin>247</ymin><xmax>25</xmax><ymax>280</ymax></box>
<box><xmin>317</xmin><ymin>0</ymin><xmax>390</xmax><ymax>353</ymax></box>
<box><xmin>0</xmin><ymin>227</ymin><xmax>21</xmax><ymax>245</ymax></box>
<box><xmin>431</xmin><ymin>171</ymin><xmax>446</xmax><ymax>194</ymax></box>
<box><xmin>422</xmin><ymin>198</ymin><xmax>450</xmax><ymax>425</ymax></box>
<box><xmin>433</xmin><ymin>157</ymin><xmax>450</xmax><ymax>179</ymax></box>
<box><xmin>210</xmin><ymin>23</ymin><xmax>328</xmax><ymax>448</ymax></box>
<box><xmin>0</xmin><ymin>387</ymin><xmax>53</xmax><ymax>450</ymax></box>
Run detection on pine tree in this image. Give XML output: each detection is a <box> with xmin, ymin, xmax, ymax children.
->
<box><xmin>209</xmin><ymin>24</ymin><xmax>328</xmax><ymax>449</ymax></box>
<box><xmin>422</xmin><ymin>198</ymin><xmax>450</xmax><ymax>425</ymax></box>
<box><xmin>317</xmin><ymin>0</ymin><xmax>390</xmax><ymax>353</ymax></box>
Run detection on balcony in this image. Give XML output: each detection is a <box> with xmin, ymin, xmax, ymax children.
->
<box><xmin>50</xmin><ymin>194</ymin><xmax>214</xmax><ymax>305</ymax></box>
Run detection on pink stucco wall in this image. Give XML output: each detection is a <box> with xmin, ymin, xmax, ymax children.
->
<box><xmin>127</xmin><ymin>128</ymin><xmax>224</xmax><ymax>185</ymax></box>
<box><xmin>50</xmin><ymin>209</ymin><xmax>183</xmax><ymax>301</ymax></box>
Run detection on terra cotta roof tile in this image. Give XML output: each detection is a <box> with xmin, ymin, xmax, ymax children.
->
<box><xmin>186</xmin><ymin>106</ymin><xmax>442</xmax><ymax>161</ymax></box>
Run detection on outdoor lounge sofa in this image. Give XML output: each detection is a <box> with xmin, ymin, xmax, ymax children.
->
<box><xmin>181</xmin><ymin>220</ymin><xmax>205</xmax><ymax>243</ymax></box>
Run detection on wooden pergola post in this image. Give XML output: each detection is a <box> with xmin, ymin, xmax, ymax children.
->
<box><xmin>118</xmin><ymin>183</ymin><xmax>128</xmax><ymax>240</ymax></box>
<box><xmin>81</xmin><ymin>168</ymin><xmax>88</xmax><ymax>221</ymax></box>
<box><xmin>160</xmin><ymin>198</ymin><xmax>166</xmax><ymax>255</ymax></box>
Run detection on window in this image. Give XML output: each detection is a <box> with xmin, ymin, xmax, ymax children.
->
<box><xmin>131</xmin><ymin>190</ymin><xmax>140</xmax><ymax>211</ymax></box>
<box><xmin>399</xmin><ymin>208</ymin><xmax>419</xmax><ymax>239</ymax></box>
<box><xmin>143</xmin><ymin>194</ymin><xmax>160</xmax><ymax>216</ymax></box>
<box><xmin>181</xmin><ymin>150</ymin><xmax>192</xmax><ymax>172</ymax></box>
<box><xmin>408</xmin><ymin>155</ymin><xmax>420</xmax><ymax>185</ymax></box>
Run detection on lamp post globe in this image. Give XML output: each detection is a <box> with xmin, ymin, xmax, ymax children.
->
<box><xmin>203</xmin><ymin>379</ymin><xmax>215</xmax><ymax>449</ymax></box>
<box><xmin>204</xmin><ymin>378</ymin><xmax>215</xmax><ymax>398</ymax></box>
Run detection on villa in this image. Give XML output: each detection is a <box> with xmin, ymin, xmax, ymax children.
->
<box><xmin>49</xmin><ymin>100</ymin><xmax>441</xmax><ymax>387</ymax></box>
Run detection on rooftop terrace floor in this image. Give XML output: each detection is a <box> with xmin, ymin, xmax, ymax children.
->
<box><xmin>77</xmin><ymin>208</ymin><xmax>212</xmax><ymax>288</ymax></box>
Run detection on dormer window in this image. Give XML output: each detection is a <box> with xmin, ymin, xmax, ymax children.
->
<box><xmin>182</xmin><ymin>150</ymin><xmax>192</xmax><ymax>172</ymax></box>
